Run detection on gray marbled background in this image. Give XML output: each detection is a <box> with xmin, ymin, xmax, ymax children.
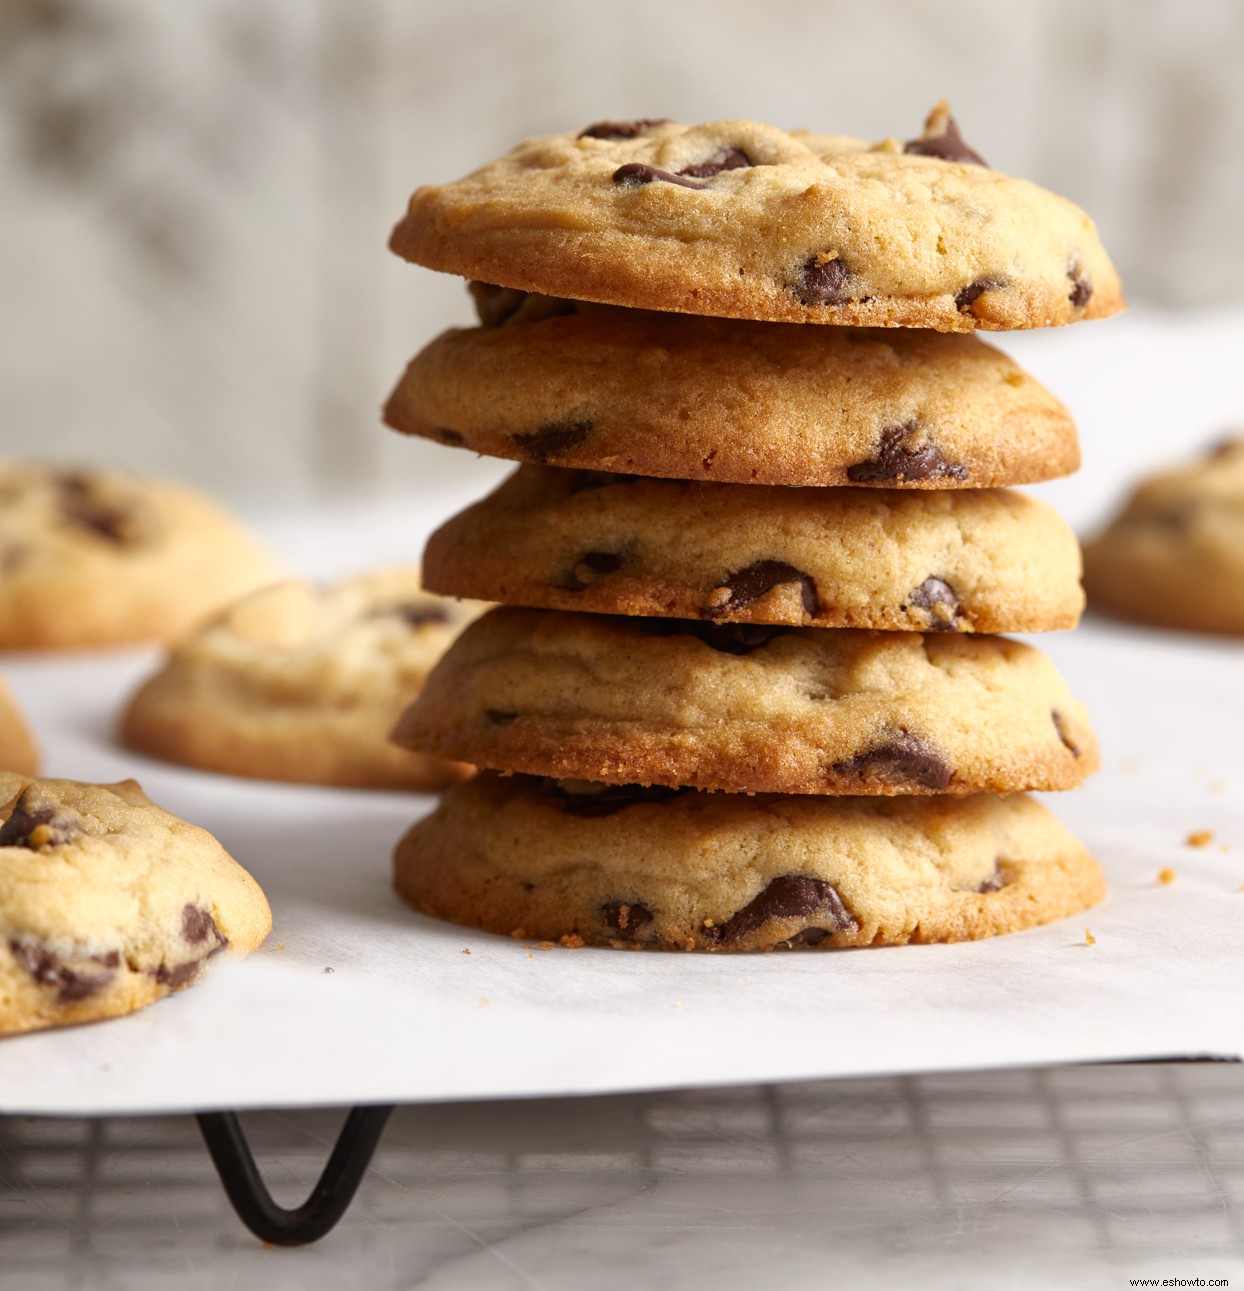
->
<box><xmin>2</xmin><ymin>0</ymin><xmax>1240</xmax><ymax>503</ymax></box>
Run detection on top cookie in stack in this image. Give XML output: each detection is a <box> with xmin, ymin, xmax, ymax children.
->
<box><xmin>384</xmin><ymin>106</ymin><xmax>1119</xmax><ymax>953</ymax></box>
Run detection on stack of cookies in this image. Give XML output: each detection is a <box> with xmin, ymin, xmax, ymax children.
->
<box><xmin>381</xmin><ymin>107</ymin><xmax>1123</xmax><ymax>952</ymax></box>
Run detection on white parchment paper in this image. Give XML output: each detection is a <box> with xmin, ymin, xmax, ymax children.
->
<box><xmin>0</xmin><ymin>308</ymin><xmax>1241</xmax><ymax>1115</ymax></box>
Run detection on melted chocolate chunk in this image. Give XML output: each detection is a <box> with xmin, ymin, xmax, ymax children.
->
<box><xmin>1067</xmin><ymin>265</ymin><xmax>1093</xmax><ymax>308</ymax></box>
<box><xmin>1051</xmin><ymin>710</ymin><xmax>1081</xmax><ymax>758</ymax></box>
<box><xmin>847</xmin><ymin>422</ymin><xmax>968</xmax><ymax>485</ymax></box>
<box><xmin>181</xmin><ymin>904</ymin><xmax>225</xmax><ymax>948</ymax></box>
<box><xmin>552</xmin><ymin>782</ymin><xmax>683</xmax><ymax>817</ymax></box>
<box><xmin>795</xmin><ymin>255</ymin><xmax>852</xmax><ymax>306</ymax></box>
<box><xmin>436</xmin><ymin>428</ymin><xmax>465</xmax><ymax>446</ymax></box>
<box><xmin>678</xmin><ymin>148</ymin><xmax>752</xmax><ymax>178</ymax></box>
<box><xmin>976</xmin><ymin>868</ymin><xmax>1005</xmax><ymax>894</ymax></box>
<box><xmin>52</xmin><ymin>473</ymin><xmax>147</xmax><ymax>547</ymax></box>
<box><xmin>955</xmin><ymin>277</ymin><xmax>1004</xmax><ymax>315</ymax></box>
<box><xmin>717</xmin><ymin>561</ymin><xmax>819</xmax><ymax>618</ymax></box>
<box><xmin>903</xmin><ymin>111</ymin><xmax>988</xmax><ymax>166</ymax></box>
<box><xmin>559</xmin><ymin>550</ymin><xmax>623</xmax><ymax>593</ymax></box>
<box><xmin>834</xmin><ymin>733</ymin><xmax>953</xmax><ymax>790</ymax></box>
<box><xmin>10</xmin><ymin>938</ymin><xmax>119</xmax><ymax>1003</ymax></box>
<box><xmin>906</xmin><ymin>577</ymin><xmax>962</xmax><ymax>631</ymax></box>
<box><xmin>777</xmin><ymin>927</ymin><xmax>831</xmax><ymax>949</ymax></box>
<box><xmin>579</xmin><ymin>118</ymin><xmax>669</xmax><ymax>141</ymax></box>
<box><xmin>485</xmin><ymin>709</ymin><xmax>518</xmax><ymax>726</ymax></box>
<box><xmin>601</xmin><ymin>900</ymin><xmax>656</xmax><ymax>937</ymax></box>
<box><xmin>715</xmin><ymin>876</ymin><xmax>855</xmax><ymax>943</ymax></box>
<box><xmin>0</xmin><ymin>787</ymin><xmax>85</xmax><ymax>850</ymax></box>
<box><xmin>513</xmin><ymin>420</ymin><xmax>593</xmax><ymax>463</ymax></box>
<box><xmin>612</xmin><ymin>162</ymin><xmax>708</xmax><ymax>190</ymax></box>
<box><xmin>468</xmin><ymin>281</ymin><xmax>580</xmax><ymax>329</ymax></box>
<box><xmin>642</xmin><ymin>618</ymin><xmax>791</xmax><ymax>656</ymax></box>
<box><xmin>152</xmin><ymin>906</ymin><xmax>227</xmax><ymax>988</ymax></box>
<box><xmin>393</xmin><ymin>603</ymin><xmax>451</xmax><ymax>628</ymax></box>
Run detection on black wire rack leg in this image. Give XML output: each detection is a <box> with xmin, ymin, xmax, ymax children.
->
<box><xmin>196</xmin><ymin>1104</ymin><xmax>395</xmax><ymax>1245</ymax></box>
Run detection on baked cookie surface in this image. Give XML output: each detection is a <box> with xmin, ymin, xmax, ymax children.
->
<box><xmin>122</xmin><ymin>571</ymin><xmax>479</xmax><ymax>789</ymax></box>
<box><xmin>385</xmin><ymin>288</ymin><xmax>1080</xmax><ymax>487</ymax></box>
<box><xmin>393</xmin><ymin>608</ymin><xmax>1097</xmax><ymax>796</ymax></box>
<box><xmin>0</xmin><ymin>464</ymin><xmax>281</xmax><ymax>650</ymax></box>
<box><xmin>424</xmin><ymin>466</ymin><xmax>1084</xmax><ymax>634</ymax></box>
<box><xmin>1083</xmin><ymin>438</ymin><xmax>1244</xmax><ymax>635</ymax></box>
<box><xmin>389</xmin><ymin>106</ymin><xmax>1123</xmax><ymax>332</ymax></box>
<box><xmin>395</xmin><ymin>772</ymin><xmax>1106</xmax><ymax>951</ymax></box>
<box><xmin>0</xmin><ymin>673</ymin><xmax>38</xmax><ymax>776</ymax></box>
<box><xmin>0</xmin><ymin>773</ymin><xmax>271</xmax><ymax>1035</ymax></box>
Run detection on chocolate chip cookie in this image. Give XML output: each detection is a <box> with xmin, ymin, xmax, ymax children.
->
<box><xmin>424</xmin><ymin>465</ymin><xmax>1084</xmax><ymax>633</ymax></box>
<box><xmin>395</xmin><ymin>772</ymin><xmax>1105</xmax><ymax>950</ymax></box>
<box><xmin>1083</xmin><ymin>437</ymin><xmax>1244</xmax><ymax>635</ymax></box>
<box><xmin>389</xmin><ymin>105</ymin><xmax>1123</xmax><ymax>332</ymax></box>
<box><xmin>0</xmin><ymin>672</ymin><xmax>37</xmax><ymax>776</ymax></box>
<box><xmin>392</xmin><ymin>607</ymin><xmax>1097</xmax><ymax>796</ymax></box>
<box><xmin>0</xmin><ymin>774</ymin><xmax>271</xmax><ymax>1034</ymax></box>
<box><xmin>122</xmin><ymin>571</ymin><xmax>480</xmax><ymax>789</ymax></box>
<box><xmin>385</xmin><ymin>287</ymin><xmax>1080</xmax><ymax>486</ymax></box>
<box><xmin>0</xmin><ymin>464</ymin><xmax>281</xmax><ymax>650</ymax></box>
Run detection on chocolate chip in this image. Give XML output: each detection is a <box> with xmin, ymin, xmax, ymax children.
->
<box><xmin>552</xmin><ymin>782</ymin><xmax>683</xmax><ymax>817</ymax></box>
<box><xmin>601</xmin><ymin>900</ymin><xmax>656</xmax><ymax>937</ymax></box>
<box><xmin>642</xmin><ymin>618</ymin><xmax>790</xmax><ymax>655</ymax></box>
<box><xmin>954</xmin><ymin>277</ymin><xmax>1005</xmax><ymax>314</ymax></box>
<box><xmin>905</xmin><ymin>577</ymin><xmax>961</xmax><ymax>631</ymax></box>
<box><xmin>1068</xmin><ymin>264</ymin><xmax>1092</xmax><ymax>308</ymax></box>
<box><xmin>560</xmin><ymin>552</ymin><xmax>622</xmax><ymax>596</ymax></box>
<box><xmin>1051</xmin><ymin>710</ymin><xmax>1080</xmax><ymax>758</ymax></box>
<box><xmin>559</xmin><ymin>550</ymin><xmax>623</xmax><ymax>593</ymax></box>
<box><xmin>0</xmin><ymin>787</ymin><xmax>85</xmax><ymax>850</ymax></box>
<box><xmin>903</xmin><ymin>110</ymin><xmax>988</xmax><ymax>166</ymax></box>
<box><xmin>795</xmin><ymin>255</ymin><xmax>852</xmax><ymax>306</ymax></box>
<box><xmin>834</xmin><ymin>733</ymin><xmax>953</xmax><ymax>791</ymax></box>
<box><xmin>716</xmin><ymin>560</ymin><xmax>819</xmax><ymax>618</ymax></box>
<box><xmin>153</xmin><ymin>907</ymin><xmax>227</xmax><ymax>987</ymax></box>
<box><xmin>485</xmin><ymin>709</ymin><xmax>518</xmax><ymax>726</ymax></box>
<box><xmin>9</xmin><ymin>937</ymin><xmax>119</xmax><ymax>1003</ymax></box>
<box><xmin>777</xmin><ymin>927</ymin><xmax>831</xmax><ymax>949</ymax></box>
<box><xmin>716</xmin><ymin>876</ymin><xmax>855</xmax><ymax>943</ymax></box>
<box><xmin>392</xmin><ymin>603</ymin><xmax>451</xmax><ymax>628</ymax></box>
<box><xmin>678</xmin><ymin>148</ymin><xmax>751</xmax><ymax>178</ymax></box>
<box><xmin>436</xmin><ymin>428</ymin><xmax>465</xmax><ymax>445</ymax></box>
<box><xmin>847</xmin><ymin>422</ymin><xmax>968</xmax><ymax>485</ymax></box>
<box><xmin>977</xmin><ymin>868</ymin><xmax>1005</xmax><ymax>894</ymax></box>
<box><xmin>578</xmin><ymin>118</ymin><xmax>669</xmax><ymax>141</ymax></box>
<box><xmin>612</xmin><ymin>162</ymin><xmax>708</xmax><ymax>190</ymax></box>
<box><xmin>181</xmin><ymin>904</ymin><xmax>225</xmax><ymax>948</ymax></box>
<box><xmin>513</xmin><ymin>420</ymin><xmax>593</xmax><ymax>463</ymax></box>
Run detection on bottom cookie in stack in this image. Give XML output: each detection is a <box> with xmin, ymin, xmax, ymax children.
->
<box><xmin>395</xmin><ymin>773</ymin><xmax>1105</xmax><ymax>951</ymax></box>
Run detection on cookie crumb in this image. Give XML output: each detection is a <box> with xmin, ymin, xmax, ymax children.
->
<box><xmin>1084</xmin><ymin>929</ymin><xmax>1096</xmax><ymax>946</ymax></box>
<box><xmin>538</xmin><ymin>940</ymin><xmax>556</xmax><ymax>951</ymax></box>
<box><xmin>526</xmin><ymin>952</ymin><xmax>534</xmax><ymax>959</ymax></box>
<box><xmin>323</xmin><ymin>966</ymin><xmax>334</xmax><ymax>974</ymax></box>
<box><xmin>559</xmin><ymin>933</ymin><xmax>585</xmax><ymax>949</ymax></box>
<box><xmin>461</xmin><ymin>948</ymin><xmax>471</xmax><ymax>955</ymax></box>
<box><xmin>478</xmin><ymin>997</ymin><xmax>489</xmax><ymax>1007</ymax></box>
<box><xmin>510</xmin><ymin>927</ymin><xmax>527</xmax><ymax>940</ymax></box>
<box><xmin>1186</xmin><ymin>830</ymin><xmax>1213</xmax><ymax>848</ymax></box>
<box><xmin>1220</xmin><ymin>843</ymin><xmax>1231</xmax><ymax>854</ymax></box>
<box><xmin>1157</xmin><ymin>868</ymin><xmax>1177</xmax><ymax>885</ymax></box>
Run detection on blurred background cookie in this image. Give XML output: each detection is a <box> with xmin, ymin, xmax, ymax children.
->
<box><xmin>1083</xmin><ymin>437</ymin><xmax>1244</xmax><ymax>635</ymax></box>
<box><xmin>121</xmin><ymin>570</ymin><xmax>479</xmax><ymax>789</ymax></box>
<box><xmin>0</xmin><ymin>464</ymin><xmax>281</xmax><ymax>650</ymax></box>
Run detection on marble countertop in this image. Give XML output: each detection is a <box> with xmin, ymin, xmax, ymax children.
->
<box><xmin>4</xmin><ymin>1062</ymin><xmax>1242</xmax><ymax>1289</ymax></box>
